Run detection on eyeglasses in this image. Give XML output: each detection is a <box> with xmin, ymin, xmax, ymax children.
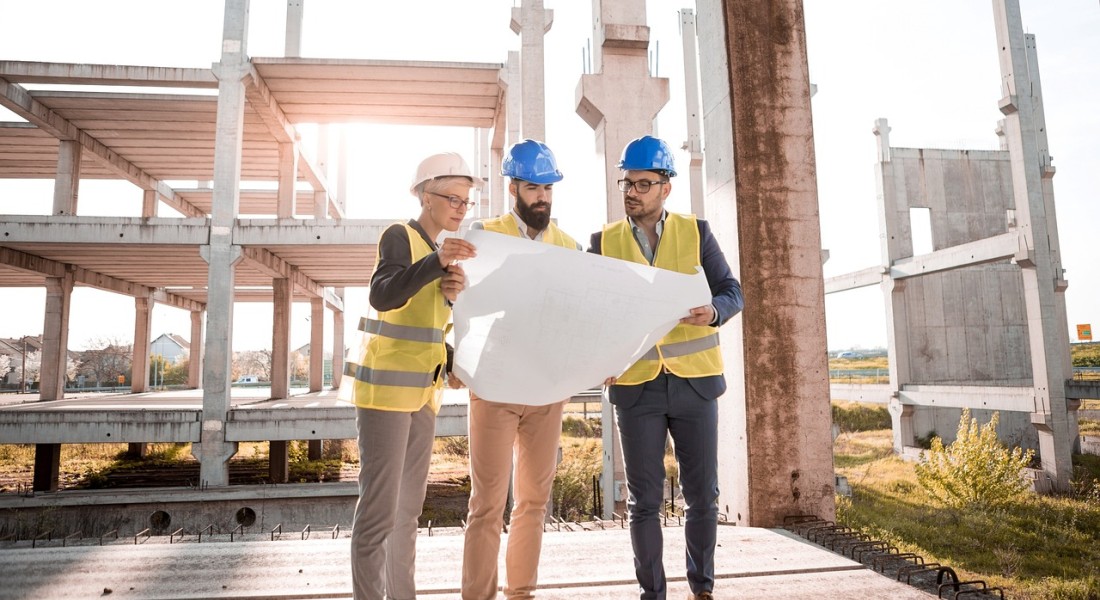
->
<box><xmin>617</xmin><ymin>179</ymin><xmax>667</xmax><ymax>194</ymax></box>
<box><xmin>427</xmin><ymin>191</ymin><xmax>475</xmax><ymax>210</ymax></box>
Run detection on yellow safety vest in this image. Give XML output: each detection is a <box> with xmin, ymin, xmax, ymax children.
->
<box><xmin>480</xmin><ymin>213</ymin><xmax>579</xmax><ymax>250</ymax></box>
<box><xmin>339</xmin><ymin>222</ymin><xmax>449</xmax><ymax>413</ymax></box>
<box><xmin>601</xmin><ymin>213</ymin><xmax>723</xmax><ymax>384</ymax></box>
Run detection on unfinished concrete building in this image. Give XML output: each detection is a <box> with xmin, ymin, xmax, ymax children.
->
<box><xmin>827</xmin><ymin>2</ymin><xmax>1084</xmax><ymax>491</ymax></box>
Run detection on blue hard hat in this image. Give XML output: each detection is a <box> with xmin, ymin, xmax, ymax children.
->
<box><xmin>618</xmin><ymin>135</ymin><xmax>677</xmax><ymax>177</ymax></box>
<box><xmin>501</xmin><ymin>139</ymin><xmax>563</xmax><ymax>184</ymax></box>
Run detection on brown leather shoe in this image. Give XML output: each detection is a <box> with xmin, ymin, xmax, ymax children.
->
<box><xmin>688</xmin><ymin>592</ymin><xmax>714</xmax><ymax>600</ymax></box>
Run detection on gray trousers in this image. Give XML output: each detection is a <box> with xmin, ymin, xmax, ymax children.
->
<box><xmin>616</xmin><ymin>373</ymin><xmax>719</xmax><ymax>600</ymax></box>
<box><xmin>351</xmin><ymin>405</ymin><xmax>436</xmax><ymax>600</ymax></box>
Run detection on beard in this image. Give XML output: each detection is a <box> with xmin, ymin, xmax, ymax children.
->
<box><xmin>515</xmin><ymin>197</ymin><xmax>551</xmax><ymax>231</ymax></box>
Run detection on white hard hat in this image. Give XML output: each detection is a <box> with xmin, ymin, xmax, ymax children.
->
<box><xmin>409</xmin><ymin>152</ymin><xmax>484</xmax><ymax>195</ymax></box>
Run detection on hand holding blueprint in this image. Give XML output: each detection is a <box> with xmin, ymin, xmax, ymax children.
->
<box><xmin>451</xmin><ymin>229</ymin><xmax>711</xmax><ymax>405</ymax></box>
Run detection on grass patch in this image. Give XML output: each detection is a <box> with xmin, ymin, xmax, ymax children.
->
<box><xmin>836</xmin><ymin>430</ymin><xmax>1100</xmax><ymax>599</ymax></box>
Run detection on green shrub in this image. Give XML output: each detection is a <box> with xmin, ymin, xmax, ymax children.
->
<box><xmin>552</xmin><ymin>440</ymin><xmax>601</xmax><ymax>521</ymax></box>
<box><xmin>831</xmin><ymin>402</ymin><xmax>891</xmax><ymax>432</ymax></box>
<box><xmin>914</xmin><ymin>409</ymin><xmax>1034</xmax><ymax>509</ymax></box>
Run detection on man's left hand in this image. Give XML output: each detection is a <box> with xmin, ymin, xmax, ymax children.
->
<box><xmin>680</xmin><ymin>304</ymin><xmax>715</xmax><ymax>326</ymax></box>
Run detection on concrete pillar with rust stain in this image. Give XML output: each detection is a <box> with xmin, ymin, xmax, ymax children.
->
<box><xmin>698</xmin><ymin>0</ymin><xmax>834</xmax><ymax>526</ymax></box>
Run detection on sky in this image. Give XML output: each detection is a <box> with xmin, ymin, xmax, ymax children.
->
<box><xmin>0</xmin><ymin>0</ymin><xmax>1097</xmax><ymax>354</ymax></box>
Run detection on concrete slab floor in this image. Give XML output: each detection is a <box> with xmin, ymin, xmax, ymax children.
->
<box><xmin>0</xmin><ymin>524</ymin><xmax>936</xmax><ymax>599</ymax></box>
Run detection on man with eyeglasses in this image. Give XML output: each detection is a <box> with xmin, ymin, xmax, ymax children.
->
<box><xmin>461</xmin><ymin>139</ymin><xmax>581</xmax><ymax>600</ymax></box>
<box><xmin>343</xmin><ymin>152</ymin><xmax>478</xmax><ymax>600</ymax></box>
<box><xmin>588</xmin><ymin>135</ymin><xmax>743</xmax><ymax>600</ymax></box>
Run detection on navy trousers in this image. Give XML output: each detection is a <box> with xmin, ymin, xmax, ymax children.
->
<box><xmin>614</xmin><ymin>372</ymin><xmax>719</xmax><ymax>600</ymax></box>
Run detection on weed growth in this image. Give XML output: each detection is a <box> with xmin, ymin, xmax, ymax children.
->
<box><xmin>915</xmin><ymin>409</ymin><xmax>1034</xmax><ymax>509</ymax></box>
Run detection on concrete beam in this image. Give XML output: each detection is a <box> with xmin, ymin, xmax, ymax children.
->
<box><xmin>233</xmin><ymin>219</ymin><xmax>390</xmax><ymax>245</ymax></box>
<box><xmin>0</xmin><ymin>246</ymin><xmax>205</xmax><ymax>312</ymax></box>
<box><xmin>824</xmin><ymin>266</ymin><xmax>886</xmax><ymax>294</ymax></box>
<box><xmin>0</xmin><ymin>61</ymin><xmax>217</xmax><ymax>87</ymax></box>
<box><xmin>898</xmin><ymin>384</ymin><xmax>1035</xmax><ymax>412</ymax></box>
<box><xmin>0</xmin><ymin>77</ymin><xmax>205</xmax><ymax>218</ymax></box>
<box><xmin>0</xmin><ymin>216</ymin><xmax>210</xmax><ymax>244</ymax></box>
<box><xmin>888</xmin><ymin>231</ymin><xmax>1020</xmax><ymax>279</ymax></box>
<box><xmin>225</xmin><ymin>403</ymin><xmax>469</xmax><ymax>440</ymax></box>
<box><xmin>238</xmin><ymin>246</ymin><xmax>324</xmax><ymax>298</ymax></box>
<box><xmin>829</xmin><ymin>384</ymin><xmax>892</xmax><ymax>405</ymax></box>
<box><xmin>0</xmin><ymin>411</ymin><xmax>202</xmax><ymax>444</ymax></box>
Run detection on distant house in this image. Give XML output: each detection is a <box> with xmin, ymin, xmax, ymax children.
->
<box><xmin>150</xmin><ymin>333</ymin><xmax>189</xmax><ymax>364</ymax></box>
<box><xmin>0</xmin><ymin>335</ymin><xmax>42</xmax><ymax>386</ymax></box>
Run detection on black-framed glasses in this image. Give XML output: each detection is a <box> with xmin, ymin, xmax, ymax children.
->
<box><xmin>427</xmin><ymin>191</ymin><xmax>475</xmax><ymax>210</ymax></box>
<box><xmin>617</xmin><ymin>179</ymin><xmax>667</xmax><ymax>194</ymax></box>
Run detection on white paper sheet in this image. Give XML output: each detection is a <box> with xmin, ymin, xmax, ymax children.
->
<box><xmin>452</xmin><ymin>229</ymin><xmax>712</xmax><ymax>406</ymax></box>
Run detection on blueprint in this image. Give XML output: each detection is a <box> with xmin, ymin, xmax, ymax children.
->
<box><xmin>452</xmin><ymin>229</ymin><xmax>712</xmax><ymax>406</ymax></box>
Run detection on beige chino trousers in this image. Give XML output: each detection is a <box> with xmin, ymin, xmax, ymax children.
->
<box><xmin>461</xmin><ymin>396</ymin><xmax>565</xmax><ymax>599</ymax></box>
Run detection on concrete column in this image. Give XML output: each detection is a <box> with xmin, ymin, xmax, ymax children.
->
<box><xmin>285</xmin><ymin>0</ymin><xmax>303</xmax><ymax>57</ymax></box>
<box><xmin>575</xmin><ymin>0</ymin><xmax>668</xmax><ymax>222</ymax></box>
<box><xmin>679</xmin><ymin>9</ymin><xmax>705</xmax><ymax>217</ymax></box>
<box><xmin>277</xmin><ymin>140</ymin><xmax>299</xmax><ymax>219</ymax></box>
<box><xmin>337</xmin><ymin>130</ymin><xmax>348</xmax><ymax>213</ymax></box>
<box><xmin>873</xmin><ymin>120</ymin><xmax>916</xmax><ymax>449</ymax></box>
<box><xmin>600</xmin><ymin>391</ymin><xmax>625</xmax><ymax>519</ymax></box>
<box><xmin>52</xmin><ymin>139</ymin><xmax>81</xmax><ymax>216</ymax></box>
<box><xmin>309</xmin><ymin>297</ymin><xmax>323</xmax><ymax>392</ymax></box>
<box><xmin>39</xmin><ymin>271</ymin><xmax>74</xmax><ymax>401</ymax></box>
<box><xmin>270</xmin><ymin>440</ymin><xmax>290</xmax><ymax>483</ymax></box>
<box><xmin>142</xmin><ymin>189</ymin><xmax>159</xmax><ymax>218</ymax></box>
<box><xmin>314</xmin><ymin>125</ymin><xmax>329</xmax><ymax>219</ymax></box>
<box><xmin>992</xmin><ymin>0</ymin><xmax>1073</xmax><ymax>491</ymax></box>
<box><xmin>331</xmin><ymin>288</ymin><xmax>345</xmax><ymax>389</ymax></box>
<box><xmin>308</xmin><ymin>440</ymin><xmax>323</xmax><ymax>460</ymax></box>
<box><xmin>188</xmin><ymin>310</ymin><xmax>204</xmax><ymax>389</ymax></box>
<box><xmin>496</xmin><ymin>50</ymin><xmax>521</xmax><ymax>217</ymax></box>
<box><xmin>511</xmin><ymin>0</ymin><xmax>553</xmax><ymax>141</ymax></box>
<box><xmin>695</xmin><ymin>0</ymin><xmax>746</xmax><ymax>525</ymax></box>
<box><xmin>698</xmin><ymin>0</ymin><xmax>835</xmax><ymax>527</ymax></box>
<box><xmin>476</xmin><ymin>128</ymin><xmax>492</xmax><ymax>218</ymax></box>
<box><xmin>33</xmin><ymin>443</ymin><xmax>61</xmax><ymax>492</ymax></box>
<box><xmin>271</xmin><ymin>277</ymin><xmax>293</xmax><ymax>399</ymax></box>
<box><xmin>126</xmin><ymin>443</ymin><xmax>148</xmax><ymax>459</ymax></box>
<box><xmin>1027</xmin><ymin>32</ymin><xmax>1079</xmax><ymax>451</ymax></box>
<box><xmin>194</xmin><ymin>0</ymin><xmax>249</xmax><ymax>487</ymax></box>
<box><xmin>132</xmin><ymin>295</ymin><xmax>153</xmax><ymax>394</ymax></box>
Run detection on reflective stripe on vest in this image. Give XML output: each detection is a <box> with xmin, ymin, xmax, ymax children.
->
<box><xmin>601</xmin><ymin>213</ymin><xmax>724</xmax><ymax>385</ymax></box>
<box><xmin>343</xmin><ymin>362</ymin><xmax>436</xmax><ymax>389</ymax></box>
<box><xmin>359</xmin><ymin>317</ymin><xmax>444</xmax><ymax>344</ymax></box>
<box><xmin>338</xmin><ymin>222</ymin><xmax>449</xmax><ymax>413</ymax></box>
<box><xmin>480</xmin><ymin>213</ymin><xmax>579</xmax><ymax>250</ymax></box>
<box><xmin>639</xmin><ymin>332</ymin><xmax>720</xmax><ymax>361</ymax></box>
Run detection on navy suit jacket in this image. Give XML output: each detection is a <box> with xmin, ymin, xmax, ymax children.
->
<box><xmin>588</xmin><ymin>217</ymin><xmax>743</xmax><ymax>407</ymax></box>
